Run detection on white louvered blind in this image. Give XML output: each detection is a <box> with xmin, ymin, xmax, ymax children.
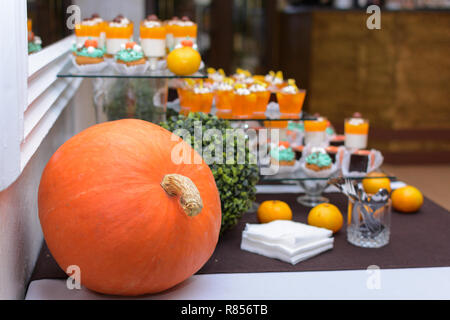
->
<box><xmin>0</xmin><ymin>0</ymin><xmax>81</xmax><ymax>191</ymax></box>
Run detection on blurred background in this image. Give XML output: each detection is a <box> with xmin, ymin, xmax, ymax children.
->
<box><xmin>27</xmin><ymin>0</ymin><xmax>450</xmax><ymax>164</ymax></box>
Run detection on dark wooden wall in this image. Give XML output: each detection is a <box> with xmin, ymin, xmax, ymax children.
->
<box><xmin>207</xmin><ymin>0</ymin><xmax>233</xmax><ymax>74</ymax></box>
<box><xmin>273</xmin><ymin>10</ymin><xmax>450</xmax><ymax>164</ymax></box>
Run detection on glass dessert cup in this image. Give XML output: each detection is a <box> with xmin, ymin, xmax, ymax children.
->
<box><xmin>75</xmin><ymin>24</ymin><xmax>101</xmax><ymax>45</ymax></box>
<box><xmin>140</xmin><ymin>24</ymin><xmax>167</xmax><ymax>69</ymax></box>
<box><xmin>232</xmin><ymin>93</ymin><xmax>256</xmax><ymax>119</ymax></box>
<box><xmin>215</xmin><ymin>90</ymin><xmax>233</xmax><ymax>119</ymax></box>
<box><xmin>190</xmin><ymin>92</ymin><xmax>214</xmax><ymax>113</ymax></box>
<box><xmin>105</xmin><ymin>24</ymin><xmax>134</xmax><ymax>56</ymax></box>
<box><xmin>252</xmin><ymin>91</ymin><xmax>270</xmax><ymax>118</ymax></box>
<box><xmin>177</xmin><ymin>87</ymin><xmax>192</xmax><ymax>116</ymax></box>
<box><xmin>304</xmin><ymin>119</ymin><xmax>328</xmax><ymax>146</ymax></box>
<box><xmin>296</xmin><ymin>179</ymin><xmax>331</xmax><ymax>207</ymax></box>
<box><xmin>276</xmin><ymin>90</ymin><xmax>306</xmax><ymax>119</ymax></box>
<box><xmin>345</xmin><ymin>118</ymin><xmax>369</xmax><ymax>149</ymax></box>
<box><xmin>347</xmin><ymin>197</ymin><xmax>391</xmax><ymax>248</ymax></box>
<box><xmin>172</xmin><ymin>24</ymin><xmax>198</xmax><ymax>46</ymax></box>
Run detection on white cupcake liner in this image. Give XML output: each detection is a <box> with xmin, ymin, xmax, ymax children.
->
<box><xmin>71</xmin><ymin>55</ymin><xmax>108</xmax><ymax>73</ymax></box>
<box><xmin>259</xmin><ymin>156</ymin><xmax>302</xmax><ymax>177</ymax></box>
<box><xmin>112</xmin><ymin>60</ymin><xmax>150</xmax><ymax>75</ymax></box>
<box><xmin>300</xmin><ymin>161</ymin><xmax>339</xmax><ymax>179</ymax></box>
<box><xmin>299</xmin><ymin>144</ymin><xmax>341</xmax><ymax>179</ymax></box>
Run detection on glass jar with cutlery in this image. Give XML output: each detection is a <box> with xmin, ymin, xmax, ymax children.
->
<box><xmin>346</xmin><ymin>190</ymin><xmax>391</xmax><ymax>248</ymax></box>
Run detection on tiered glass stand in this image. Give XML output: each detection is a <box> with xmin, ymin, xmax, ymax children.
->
<box><xmin>57</xmin><ymin>61</ymin><xmax>207</xmax><ymax>124</ymax></box>
<box><xmin>259</xmin><ymin>174</ymin><xmax>397</xmax><ymax>207</ymax></box>
<box><xmin>58</xmin><ymin>60</ymin><xmax>396</xmax><ymax>208</ymax></box>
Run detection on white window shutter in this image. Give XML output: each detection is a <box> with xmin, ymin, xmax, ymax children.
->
<box><xmin>0</xmin><ymin>0</ymin><xmax>81</xmax><ymax>191</ymax></box>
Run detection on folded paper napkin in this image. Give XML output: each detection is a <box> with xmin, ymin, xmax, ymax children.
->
<box><xmin>241</xmin><ymin>220</ymin><xmax>334</xmax><ymax>265</ymax></box>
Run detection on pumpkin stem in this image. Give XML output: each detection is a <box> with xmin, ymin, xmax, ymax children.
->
<box><xmin>161</xmin><ymin>174</ymin><xmax>203</xmax><ymax>217</ymax></box>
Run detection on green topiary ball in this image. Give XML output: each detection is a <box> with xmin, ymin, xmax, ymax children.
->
<box><xmin>161</xmin><ymin>112</ymin><xmax>260</xmax><ymax>234</ymax></box>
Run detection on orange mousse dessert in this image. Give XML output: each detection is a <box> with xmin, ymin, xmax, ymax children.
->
<box><xmin>249</xmin><ymin>80</ymin><xmax>270</xmax><ymax>118</ymax></box>
<box><xmin>344</xmin><ymin>113</ymin><xmax>369</xmax><ymax>149</ymax></box>
<box><xmin>105</xmin><ymin>15</ymin><xmax>134</xmax><ymax>58</ymax></box>
<box><xmin>178</xmin><ymin>79</ymin><xmax>195</xmax><ymax>116</ymax></box>
<box><xmin>304</xmin><ymin>117</ymin><xmax>328</xmax><ymax>147</ymax></box>
<box><xmin>190</xmin><ymin>81</ymin><xmax>214</xmax><ymax>113</ymax></box>
<box><xmin>172</xmin><ymin>16</ymin><xmax>197</xmax><ymax>47</ymax></box>
<box><xmin>75</xmin><ymin>17</ymin><xmax>102</xmax><ymax>46</ymax></box>
<box><xmin>140</xmin><ymin>15</ymin><xmax>166</xmax><ymax>69</ymax></box>
<box><xmin>276</xmin><ymin>79</ymin><xmax>306</xmax><ymax>118</ymax></box>
<box><xmin>214</xmin><ymin>78</ymin><xmax>234</xmax><ymax>119</ymax></box>
<box><xmin>232</xmin><ymin>84</ymin><xmax>256</xmax><ymax>119</ymax></box>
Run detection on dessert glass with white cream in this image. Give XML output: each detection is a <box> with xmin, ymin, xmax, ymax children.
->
<box><xmin>249</xmin><ymin>81</ymin><xmax>270</xmax><ymax>118</ymax></box>
<box><xmin>276</xmin><ymin>79</ymin><xmax>306</xmax><ymax>119</ymax></box>
<box><xmin>232</xmin><ymin>84</ymin><xmax>256</xmax><ymax>119</ymax></box>
<box><xmin>172</xmin><ymin>16</ymin><xmax>197</xmax><ymax>48</ymax></box>
<box><xmin>344</xmin><ymin>116</ymin><xmax>369</xmax><ymax>149</ymax></box>
<box><xmin>214</xmin><ymin>79</ymin><xmax>234</xmax><ymax>119</ymax></box>
<box><xmin>178</xmin><ymin>79</ymin><xmax>195</xmax><ymax>116</ymax></box>
<box><xmin>105</xmin><ymin>15</ymin><xmax>134</xmax><ymax>58</ymax></box>
<box><xmin>190</xmin><ymin>81</ymin><xmax>214</xmax><ymax>113</ymax></box>
<box><xmin>304</xmin><ymin>117</ymin><xmax>328</xmax><ymax>147</ymax></box>
<box><xmin>140</xmin><ymin>15</ymin><xmax>166</xmax><ymax>70</ymax></box>
<box><xmin>75</xmin><ymin>18</ymin><xmax>101</xmax><ymax>47</ymax></box>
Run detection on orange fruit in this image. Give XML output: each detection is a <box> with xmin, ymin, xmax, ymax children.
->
<box><xmin>307</xmin><ymin>203</ymin><xmax>343</xmax><ymax>233</ymax></box>
<box><xmin>362</xmin><ymin>171</ymin><xmax>391</xmax><ymax>195</ymax></box>
<box><xmin>167</xmin><ymin>46</ymin><xmax>201</xmax><ymax>76</ymax></box>
<box><xmin>257</xmin><ymin>200</ymin><xmax>293</xmax><ymax>224</ymax></box>
<box><xmin>391</xmin><ymin>185</ymin><xmax>423</xmax><ymax>213</ymax></box>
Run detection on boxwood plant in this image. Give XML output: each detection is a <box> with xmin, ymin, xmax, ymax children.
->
<box><xmin>161</xmin><ymin>112</ymin><xmax>260</xmax><ymax>234</ymax></box>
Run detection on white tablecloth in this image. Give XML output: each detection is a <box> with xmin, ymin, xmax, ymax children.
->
<box><xmin>26</xmin><ymin>267</ymin><xmax>450</xmax><ymax>300</ymax></box>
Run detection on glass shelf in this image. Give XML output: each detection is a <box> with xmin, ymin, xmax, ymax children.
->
<box><xmin>223</xmin><ymin>115</ymin><xmax>317</xmax><ymax>122</ymax></box>
<box><xmin>258</xmin><ymin>170</ymin><xmax>396</xmax><ymax>207</ymax></box>
<box><xmin>57</xmin><ymin>61</ymin><xmax>208</xmax><ymax>79</ymax></box>
<box><xmin>258</xmin><ymin>164</ymin><xmax>396</xmax><ymax>182</ymax></box>
<box><xmin>171</xmin><ymin>107</ymin><xmax>317</xmax><ymax>122</ymax></box>
<box><xmin>260</xmin><ymin>174</ymin><xmax>397</xmax><ymax>182</ymax></box>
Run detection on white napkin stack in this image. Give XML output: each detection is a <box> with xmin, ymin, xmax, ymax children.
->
<box><xmin>241</xmin><ymin>220</ymin><xmax>334</xmax><ymax>265</ymax></box>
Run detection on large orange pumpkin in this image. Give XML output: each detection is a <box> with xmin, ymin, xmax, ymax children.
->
<box><xmin>38</xmin><ymin>119</ymin><xmax>221</xmax><ymax>296</ymax></box>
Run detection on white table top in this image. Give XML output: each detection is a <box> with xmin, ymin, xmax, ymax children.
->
<box><xmin>26</xmin><ymin>182</ymin><xmax>448</xmax><ymax>300</ymax></box>
<box><xmin>26</xmin><ymin>267</ymin><xmax>450</xmax><ymax>300</ymax></box>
